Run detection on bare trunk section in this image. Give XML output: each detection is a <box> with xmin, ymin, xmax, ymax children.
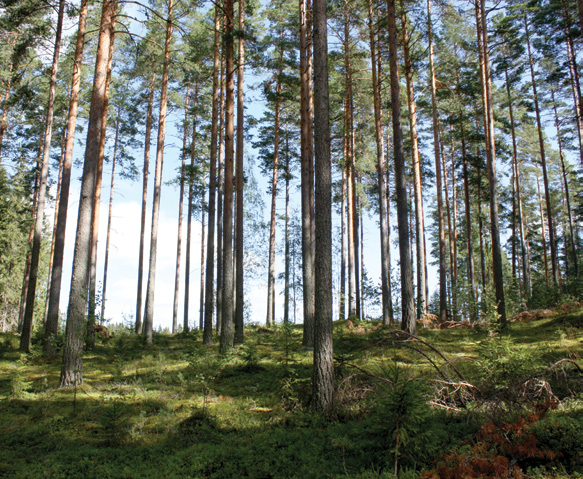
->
<box><xmin>386</xmin><ymin>0</ymin><xmax>415</xmax><ymax>333</ymax></box>
<box><xmin>476</xmin><ymin>0</ymin><xmax>506</xmax><ymax>326</ymax></box>
<box><xmin>523</xmin><ymin>12</ymin><xmax>560</xmax><ymax>289</ymax></box>
<box><xmin>87</xmin><ymin>28</ymin><xmax>115</xmax><ymax>350</ymax></box>
<box><xmin>300</xmin><ymin>0</ymin><xmax>315</xmax><ymax>347</ymax></box>
<box><xmin>199</xmin><ymin>192</ymin><xmax>206</xmax><ymax>331</ymax></box>
<box><xmin>100</xmin><ymin>114</ymin><xmax>120</xmax><ymax>322</ymax></box>
<box><xmin>266</xmin><ymin>39</ymin><xmax>284</xmax><ymax>327</ymax></box>
<box><xmin>428</xmin><ymin>0</ymin><xmax>447</xmax><ymax>322</ymax></box>
<box><xmin>143</xmin><ymin>0</ymin><xmax>174</xmax><ymax>344</ymax></box>
<box><xmin>220</xmin><ymin>0</ymin><xmax>235</xmax><ymax>352</ymax></box>
<box><xmin>537</xmin><ymin>178</ymin><xmax>550</xmax><ymax>281</ymax></box>
<box><xmin>19</xmin><ymin>0</ymin><xmax>66</xmax><ymax>353</ymax></box>
<box><xmin>234</xmin><ymin>0</ymin><xmax>245</xmax><ymax>344</ymax></box>
<box><xmin>185</xmin><ymin>85</ymin><xmax>199</xmax><ymax>333</ymax></box>
<box><xmin>339</xmin><ymin>167</ymin><xmax>346</xmax><ymax>321</ymax></box>
<box><xmin>216</xmin><ymin>58</ymin><xmax>226</xmax><ymax>336</ymax></box>
<box><xmin>504</xmin><ymin>66</ymin><xmax>531</xmax><ymax>298</ymax></box>
<box><xmin>60</xmin><ymin>0</ymin><xmax>117</xmax><ymax>387</ymax></box>
<box><xmin>312</xmin><ymin>0</ymin><xmax>333</xmax><ymax>412</ymax></box>
<box><xmin>368</xmin><ymin>0</ymin><xmax>391</xmax><ymax>325</ymax></box>
<box><xmin>172</xmin><ymin>89</ymin><xmax>190</xmax><ymax>334</ymax></box>
<box><xmin>203</xmin><ymin>4</ymin><xmax>222</xmax><ymax>343</ymax></box>
<box><xmin>135</xmin><ymin>73</ymin><xmax>155</xmax><ymax>334</ymax></box>
<box><xmin>400</xmin><ymin>0</ymin><xmax>427</xmax><ymax>319</ymax></box>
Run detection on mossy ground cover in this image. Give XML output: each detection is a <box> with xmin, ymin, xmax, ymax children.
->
<box><xmin>0</xmin><ymin>310</ymin><xmax>582</xmax><ymax>478</ymax></box>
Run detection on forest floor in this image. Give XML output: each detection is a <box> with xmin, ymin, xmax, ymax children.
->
<box><xmin>0</xmin><ymin>307</ymin><xmax>582</xmax><ymax>478</ymax></box>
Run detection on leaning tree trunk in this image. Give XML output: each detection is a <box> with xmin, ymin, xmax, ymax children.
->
<box><xmin>143</xmin><ymin>0</ymin><xmax>174</xmax><ymax>344</ymax></box>
<box><xmin>234</xmin><ymin>0</ymin><xmax>245</xmax><ymax>344</ymax></box>
<box><xmin>220</xmin><ymin>0</ymin><xmax>235</xmax><ymax>352</ymax></box>
<box><xmin>60</xmin><ymin>0</ymin><xmax>117</xmax><ymax>387</ymax></box>
<box><xmin>386</xmin><ymin>0</ymin><xmax>415</xmax><ymax>333</ymax></box>
<box><xmin>312</xmin><ymin>0</ymin><xmax>333</xmax><ymax>412</ymax></box>
<box><xmin>20</xmin><ymin>0</ymin><xmax>65</xmax><ymax>353</ymax></box>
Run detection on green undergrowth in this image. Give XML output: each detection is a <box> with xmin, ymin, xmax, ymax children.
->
<box><xmin>0</xmin><ymin>310</ymin><xmax>582</xmax><ymax>478</ymax></box>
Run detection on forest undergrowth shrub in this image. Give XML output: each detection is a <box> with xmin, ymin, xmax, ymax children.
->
<box><xmin>422</xmin><ymin>400</ymin><xmax>570</xmax><ymax>479</ymax></box>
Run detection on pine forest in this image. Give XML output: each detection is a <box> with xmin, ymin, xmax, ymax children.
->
<box><xmin>0</xmin><ymin>0</ymin><xmax>583</xmax><ymax>477</ymax></box>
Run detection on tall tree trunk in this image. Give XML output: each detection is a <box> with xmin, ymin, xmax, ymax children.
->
<box><xmin>386</xmin><ymin>0</ymin><xmax>415</xmax><ymax>333</ymax></box>
<box><xmin>19</xmin><ymin>0</ymin><xmax>66</xmax><ymax>353</ymax></box>
<box><xmin>100</xmin><ymin>114</ymin><xmax>120</xmax><ymax>322</ymax></box>
<box><xmin>523</xmin><ymin>11</ymin><xmax>560</xmax><ymax>288</ymax></box>
<box><xmin>504</xmin><ymin>65</ymin><xmax>531</xmax><ymax>298</ymax></box>
<box><xmin>220</xmin><ymin>0</ymin><xmax>235</xmax><ymax>352</ymax></box>
<box><xmin>234</xmin><ymin>0</ymin><xmax>245</xmax><ymax>344</ymax></box>
<box><xmin>476</xmin><ymin>0</ymin><xmax>506</xmax><ymax>326</ymax></box>
<box><xmin>135</xmin><ymin>73</ymin><xmax>155</xmax><ymax>334</ymax></box>
<box><xmin>19</xmin><ymin>167</ymin><xmax>41</xmax><ymax>334</ymax></box>
<box><xmin>440</xmin><ymin>129</ymin><xmax>456</xmax><ymax>318</ymax></box>
<box><xmin>345</xmin><ymin>101</ymin><xmax>356</xmax><ymax>317</ymax></box>
<box><xmin>339</xmin><ymin>167</ymin><xmax>346</xmax><ymax>321</ymax></box>
<box><xmin>203</xmin><ymin>4</ymin><xmax>222</xmax><ymax>343</ymax></box>
<box><xmin>477</xmin><ymin>162</ymin><xmax>487</xmax><ymax>292</ymax></box>
<box><xmin>537</xmin><ymin>177</ymin><xmax>550</xmax><ymax>281</ymax></box>
<box><xmin>428</xmin><ymin>0</ymin><xmax>447</xmax><ymax>322</ymax></box>
<box><xmin>185</xmin><ymin>84</ymin><xmax>199</xmax><ymax>333</ymax></box>
<box><xmin>0</xmin><ymin>54</ymin><xmax>13</xmax><ymax>160</ymax></box>
<box><xmin>143</xmin><ymin>0</ymin><xmax>174</xmax><ymax>344</ymax></box>
<box><xmin>87</xmin><ymin>34</ymin><xmax>114</xmax><ymax>350</ymax></box>
<box><xmin>284</xmin><ymin>127</ymin><xmax>291</xmax><ymax>324</ymax></box>
<box><xmin>551</xmin><ymin>89</ymin><xmax>578</xmax><ymax>279</ymax></box>
<box><xmin>312</xmin><ymin>0</ymin><xmax>333</xmax><ymax>412</ymax></box>
<box><xmin>266</xmin><ymin>40</ymin><xmax>284</xmax><ymax>327</ymax></box>
<box><xmin>300</xmin><ymin>0</ymin><xmax>315</xmax><ymax>347</ymax></box>
<box><xmin>60</xmin><ymin>0</ymin><xmax>117</xmax><ymax>387</ymax></box>
<box><xmin>172</xmin><ymin>88</ymin><xmax>190</xmax><ymax>334</ymax></box>
<box><xmin>400</xmin><ymin>0</ymin><xmax>427</xmax><ymax>318</ymax></box>
<box><xmin>216</xmin><ymin>57</ymin><xmax>226</xmax><ymax>335</ymax></box>
<box><xmin>199</xmin><ymin>189</ymin><xmax>206</xmax><ymax>330</ymax></box>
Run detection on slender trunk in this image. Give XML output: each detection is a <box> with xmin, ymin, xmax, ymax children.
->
<box><xmin>345</xmin><ymin>102</ymin><xmax>355</xmax><ymax>318</ymax></box>
<box><xmin>87</xmin><ymin>29</ymin><xmax>115</xmax><ymax>350</ymax></box>
<box><xmin>400</xmin><ymin>0</ymin><xmax>427</xmax><ymax>318</ymax></box>
<box><xmin>101</xmin><ymin>115</ymin><xmax>120</xmax><ymax>322</ymax></box>
<box><xmin>300</xmin><ymin>0</ymin><xmax>315</xmax><ymax>347</ymax></box>
<box><xmin>234</xmin><ymin>0</ymin><xmax>245</xmax><ymax>344</ymax></box>
<box><xmin>428</xmin><ymin>0</ymin><xmax>447</xmax><ymax>322</ymax></box>
<box><xmin>216</xmin><ymin>57</ymin><xmax>226</xmax><ymax>335</ymax></box>
<box><xmin>476</xmin><ymin>0</ymin><xmax>506</xmax><ymax>326</ymax></box>
<box><xmin>60</xmin><ymin>0</ymin><xmax>117</xmax><ymax>387</ymax></box>
<box><xmin>386</xmin><ymin>0</ymin><xmax>415</xmax><ymax>333</ymax></box>
<box><xmin>440</xmin><ymin>129</ymin><xmax>455</xmax><ymax>318</ymax></box>
<box><xmin>19</xmin><ymin>168</ymin><xmax>41</xmax><ymax>334</ymax></box>
<box><xmin>477</xmin><ymin>163</ymin><xmax>487</xmax><ymax>292</ymax></box>
<box><xmin>551</xmin><ymin>89</ymin><xmax>578</xmax><ymax>278</ymax></box>
<box><xmin>220</xmin><ymin>0</ymin><xmax>235</xmax><ymax>352</ymax></box>
<box><xmin>203</xmin><ymin>4</ymin><xmax>222</xmax><ymax>343</ymax></box>
<box><xmin>135</xmin><ymin>73</ymin><xmax>155</xmax><ymax>334</ymax></box>
<box><xmin>172</xmin><ymin>88</ymin><xmax>190</xmax><ymax>334</ymax></box>
<box><xmin>199</xmin><ymin>189</ymin><xmax>206</xmax><ymax>330</ymax></box>
<box><xmin>537</xmin><ymin>178</ymin><xmax>550</xmax><ymax>281</ymax></box>
<box><xmin>266</xmin><ymin>42</ymin><xmax>284</xmax><ymax>327</ymax></box>
<box><xmin>19</xmin><ymin>0</ymin><xmax>66</xmax><ymax>353</ymax></box>
<box><xmin>284</xmin><ymin>127</ymin><xmax>290</xmax><ymax>324</ymax></box>
<box><xmin>339</xmin><ymin>167</ymin><xmax>346</xmax><ymax>321</ymax></box>
<box><xmin>185</xmin><ymin>84</ymin><xmax>199</xmax><ymax>333</ymax></box>
<box><xmin>524</xmin><ymin>12</ymin><xmax>560</xmax><ymax>288</ymax></box>
<box><xmin>143</xmin><ymin>0</ymin><xmax>174</xmax><ymax>344</ymax></box>
<box><xmin>504</xmin><ymin>66</ymin><xmax>530</xmax><ymax>297</ymax></box>
<box><xmin>0</xmin><ymin>58</ymin><xmax>13</xmax><ymax>159</ymax></box>
<box><xmin>312</xmin><ymin>0</ymin><xmax>333</xmax><ymax>412</ymax></box>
